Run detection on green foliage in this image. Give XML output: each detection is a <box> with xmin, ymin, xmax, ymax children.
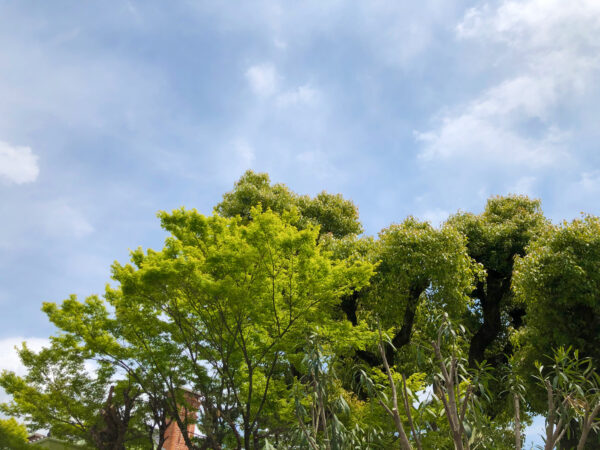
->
<box><xmin>0</xmin><ymin>337</ymin><xmax>153</xmax><ymax>449</ymax></box>
<box><xmin>0</xmin><ymin>337</ymin><xmax>110</xmax><ymax>443</ymax></box>
<box><xmin>369</xmin><ymin>217</ymin><xmax>478</xmax><ymax>324</ymax></box>
<box><xmin>448</xmin><ymin>195</ymin><xmax>547</xmax><ymax>276</ymax></box>
<box><xmin>0</xmin><ymin>418</ymin><xmax>28</xmax><ymax>450</ymax></box>
<box><xmin>354</xmin><ymin>217</ymin><xmax>479</xmax><ymax>375</ymax></box>
<box><xmin>514</xmin><ymin>216</ymin><xmax>600</xmax><ymax>364</ymax></box>
<box><xmin>531</xmin><ymin>347</ymin><xmax>600</xmax><ymax>449</ymax></box>
<box><xmin>291</xmin><ymin>333</ymin><xmax>389</xmax><ymax>450</ymax></box>
<box><xmin>8</xmin><ymin>175</ymin><xmax>600</xmax><ymax>449</ymax></box>
<box><xmin>42</xmin><ymin>205</ymin><xmax>374</xmax><ymax>449</ymax></box>
<box><xmin>297</xmin><ymin>192</ymin><xmax>364</xmax><ymax>238</ymax></box>
<box><xmin>446</xmin><ymin>195</ymin><xmax>549</xmax><ymax>387</ymax></box>
<box><xmin>216</xmin><ymin>170</ymin><xmax>363</xmax><ymax>237</ymax></box>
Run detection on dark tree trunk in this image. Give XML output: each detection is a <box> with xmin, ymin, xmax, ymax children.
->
<box><xmin>351</xmin><ymin>282</ymin><xmax>428</xmax><ymax>367</ymax></box>
<box><xmin>89</xmin><ymin>385</ymin><xmax>139</xmax><ymax>450</ymax></box>
<box><xmin>387</xmin><ymin>281</ymin><xmax>428</xmax><ymax>364</ymax></box>
<box><xmin>391</xmin><ymin>283</ymin><xmax>426</xmax><ymax>348</ymax></box>
<box><xmin>468</xmin><ymin>272</ymin><xmax>509</xmax><ymax>367</ymax></box>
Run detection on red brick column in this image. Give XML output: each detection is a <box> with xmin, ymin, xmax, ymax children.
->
<box><xmin>163</xmin><ymin>390</ymin><xmax>201</xmax><ymax>450</ymax></box>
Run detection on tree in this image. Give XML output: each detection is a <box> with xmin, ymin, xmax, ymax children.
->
<box><xmin>514</xmin><ymin>215</ymin><xmax>600</xmax><ymax>367</ymax></box>
<box><xmin>0</xmin><ymin>336</ymin><xmax>154</xmax><ymax>449</ymax></box>
<box><xmin>356</xmin><ymin>217</ymin><xmax>478</xmax><ymax>366</ymax></box>
<box><xmin>12</xmin><ymin>172</ymin><xmax>600</xmax><ymax>449</ymax></box>
<box><xmin>43</xmin><ymin>206</ymin><xmax>374</xmax><ymax>449</ymax></box>
<box><xmin>291</xmin><ymin>333</ymin><xmax>387</xmax><ymax>450</ymax></box>
<box><xmin>42</xmin><ymin>294</ymin><xmax>191</xmax><ymax>449</ymax></box>
<box><xmin>447</xmin><ymin>195</ymin><xmax>548</xmax><ymax>368</ymax></box>
<box><xmin>513</xmin><ymin>215</ymin><xmax>600</xmax><ymax>448</ymax></box>
<box><xmin>0</xmin><ymin>418</ymin><xmax>28</xmax><ymax>450</ymax></box>
<box><xmin>216</xmin><ymin>170</ymin><xmax>363</xmax><ymax>238</ymax></box>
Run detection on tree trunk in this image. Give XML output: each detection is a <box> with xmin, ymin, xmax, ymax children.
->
<box><xmin>468</xmin><ymin>273</ymin><xmax>507</xmax><ymax>367</ymax></box>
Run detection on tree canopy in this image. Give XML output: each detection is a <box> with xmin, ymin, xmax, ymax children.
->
<box><xmin>3</xmin><ymin>172</ymin><xmax>600</xmax><ymax>449</ymax></box>
<box><xmin>447</xmin><ymin>195</ymin><xmax>548</xmax><ymax>367</ymax></box>
<box><xmin>216</xmin><ymin>170</ymin><xmax>363</xmax><ymax>238</ymax></box>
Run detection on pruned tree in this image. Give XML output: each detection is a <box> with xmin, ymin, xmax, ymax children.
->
<box><xmin>447</xmin><ymin>195</ymin><xmax>548</xmax><ymax>368</ymax></box>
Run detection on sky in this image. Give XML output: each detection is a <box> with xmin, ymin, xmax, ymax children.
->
<box><xmin>1</xmin><ymin>0</ymin><xmax>600</xmax><ymax>443</ymax></box>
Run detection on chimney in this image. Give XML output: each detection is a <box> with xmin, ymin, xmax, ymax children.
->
<box><xmin>162</xmin><ymin>389</ymin><xmax>201</xmax><ymax>450</ymax></box>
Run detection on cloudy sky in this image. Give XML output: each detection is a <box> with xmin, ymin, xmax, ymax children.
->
<box><xmin>1</xmin><ymin>1</ymin><xmax>600</xmax><ymax>430</ymax></box>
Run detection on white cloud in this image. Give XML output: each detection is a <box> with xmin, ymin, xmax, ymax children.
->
<box><xmin>416</xmin><ymin>106</ymin><xmax>567</xmax><ymax>168</ymax></box>
<box><xmin>245</xmin><ymin>63</ymin><xmax>280</xmax><ymax>97</ymax></box>
<box><xmin>417</xmin><ymin>0</ymin><xmax>600</xmax><ymax>168</ymax></box>
<box><xmin>509</xmin><ymin>176</ymin><xmax>537</xmax><ymax>196</ymax></box>
<box><xmin>0</xmin><ymin>141</ymin><xmax>39</xmax><ymax>184</ymax></box>
<box><xmin>197</xmin><ymin>1</ymin><xmax>464</xmax><ymax>69</ymax></box>
<box><xmin>457</xmin><ymin>0</ymin><xmax>600</xmax><ymax>51</ymax></box>
<box><xmin>577</xmin><ymin>171</ymin><xmax>600</xmax><ymax>193</ymax></box>
<box><xmin>0</xmin><ymin>200</ymin><xmax>95</xmax><ymax>252</ymax></box>
<box><xmin>273</xmin><ymin>37</ymin><xmax>287</xmax><ymax>50</ymax></box>
<box><xmin>295</xmin><ymin>150</ymin><xmax>340</xmax><ymax>181</ymax></box>
<box><xmin>416</xmin><ymin>72</ymin><xmax>570</xmax><ymax>168</ymax></box>
<box><xmin>233</xmin><ymin>139</ymin><xmax>255</xmax><ymax>168</ymax></box>
<box><xmin>0</xmin><ymin>337</ymin><xmax>49</xmax><ymax>375</ymax></box>
<box><xmin>357</xmin><ymin>1</ymin><xmax>461</xmax><ymax>68</ymax></box>
<box><xmin>276</xmin><ymin>84</ymin><xmax>319</xmax><ymax>107</ymax></box>
<box><xmin>245</xmin><ymin>63</ymin><xmax>319</xmax><ymax>108</ymax></box>
<box><xmin>0</xmin><ymin>21</ymin><xmax>170</xmax><ymax>146</ymax></box>
<box><xmin>42</xmin><ymin>202</ymin><xmax>95</xmax><ymax>239</ymax></box>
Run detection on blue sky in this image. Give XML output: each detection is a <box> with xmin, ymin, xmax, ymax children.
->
<box><xmin>1</xmin><ymin>1</ymin><xmax>600</xmax><ymax>442</ymax></box>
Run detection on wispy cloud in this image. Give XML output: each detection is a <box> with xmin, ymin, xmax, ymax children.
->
<box><xmin>42</xmin><ymin>202</ymin><xmax>95</xmax><ymax>239</ymax></box>
<box><xmin>418</xmin><ymin>0</ymin><xmax>600</xmax><ymax>168</ymax></box>
<box><xmin>295</xmin><ymin>149</ymin><xmax>341</xmax><ymax>182</ymax></box>
<box><xmin>3</xmin><ymin>0</ymin><xmax>600</xmax><ymax>345</ymax></box>
<box><xmin>509</xmin><ymin>176</ymin><xmax>537</xmax><ymax>196</ymax></box>
<box><xmin>245</xmin><ymin>63</ymin><xmax>319</xmax><ymax>108</ymax></box>
<box><xmin>276</xmin><ymin>85</ymin><xmax>319</xmax><ymax>108</ymax></box>
<box><xmin>246</xmin><ymin>63</ymin><xmax>280</xmax><ymax>97</ymax></box>
<box><xmin>413</xmin><ymin>0</ymin><xmax>600</xmax><ymax>218</ymax></box>
<box><xmin>0</xmin><ymin>141</ymin><xmax>39</xmax><ymax>184</ymax></box>
<box><xmin>416</xmin><ymin>77</ymin><xmax>569</xmax><ymax>168</ymax></box>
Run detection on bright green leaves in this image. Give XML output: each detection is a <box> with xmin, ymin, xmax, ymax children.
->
<box><xmin>0</xmin><ymin>418</ymin><xmax>28</xmax><ymax>450</ymax></box>
<box><xmin>216</xmin><ymin>171</ymin><xmax>298</xmax><ymax>223</ymax></box>
<box><xmin>14</xmin><ymin>182</ymin><xmax>600</xmax><ymax>449</ymax></box>
<box><xmin>105</xmin><ymin>206</ymin><xmax>373</xmax><ymax>446</ymax></box>
<box><xmin>296</xmin><ymin>191</ymin><xmax>363</xmax><ymax>238</ymax></box>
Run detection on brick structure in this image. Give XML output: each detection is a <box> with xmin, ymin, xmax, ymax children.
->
<box><xmin>162</xmin><ymin>390</ymin><xmax>201</xmax><ymax>450</ymax></box>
